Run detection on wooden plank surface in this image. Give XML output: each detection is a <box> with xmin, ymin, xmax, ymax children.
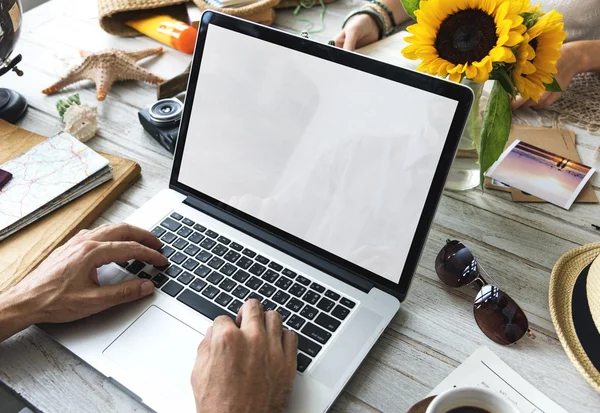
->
<box><xmin>0</xmin><ymin>0</ymin><xmax>599</xmax><ymax>412</ymax></box>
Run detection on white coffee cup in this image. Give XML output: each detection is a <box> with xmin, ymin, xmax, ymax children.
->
<box><xmin>426</xmin><ymin>387</ymin><xmax>520</xmax><ymax>413</ymax></box>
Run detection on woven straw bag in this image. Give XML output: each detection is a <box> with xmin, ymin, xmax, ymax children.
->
<box><xmin>98</xmin><ymin>0</ymin><xmax>192</xmax><ymax>37</ymax></box>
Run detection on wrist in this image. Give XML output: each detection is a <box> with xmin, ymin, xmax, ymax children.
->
<box><xmin>360</xmin><ymin>13</ymin><xmax>382</xmax><ymax>37</ymax></box>
<box><xmin>0</xmin><ymin>287</ymin><xmax>39</xmax><ymax>341</ymax></box>
<box><xmin>569</xmin><ymin>42</ymin><xmax>590</xmax><ymax>73</ymax></box>
<box><xmin>1</xmin><ymin>284</ymin><xmax>46</xmax><ymax>325</ymax></box>
<box><xmin>342</xmin><ymin>9</ymin><xmax>384</xmax><ymax>40</ymax></box>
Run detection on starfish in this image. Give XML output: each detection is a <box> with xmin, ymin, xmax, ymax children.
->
<box><xmin>42</xmin><ymin>47</ymin><xmax>166</xmax><ymax>101</ymax></box>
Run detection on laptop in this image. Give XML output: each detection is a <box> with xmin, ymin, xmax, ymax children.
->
<box><xmin>41</xmin><ymin>11</ymin><xmax>473</xmax><ymax>413</ymax></box>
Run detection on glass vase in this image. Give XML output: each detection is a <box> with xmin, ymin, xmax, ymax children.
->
<box><xmin>445</xmin><ymin>79</ymin><xmax>484</xmax><ymax>191</ymax></box>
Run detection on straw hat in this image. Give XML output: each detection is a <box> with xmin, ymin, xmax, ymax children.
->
<box><xmin>550</xmin><ymin>243</ymin><xmax>600</xmax><ymax>391</ymax></box>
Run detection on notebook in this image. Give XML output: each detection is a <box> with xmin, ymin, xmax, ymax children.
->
<box><xmin>0</xmin><ymin>132</ymin><xmax>112</xmax><ymax>241</ymax></box>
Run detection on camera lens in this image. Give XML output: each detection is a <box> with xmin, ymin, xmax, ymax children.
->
<box><xmin>149</xmin><ymin>98</ymin><xmax>183</xmax><ymax>124</ymax></box>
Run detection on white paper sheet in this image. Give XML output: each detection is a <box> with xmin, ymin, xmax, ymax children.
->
<box><xmin>429</xmin><ymin>347</ymin><xmax>568</xmax><ymax>413</ymax></box>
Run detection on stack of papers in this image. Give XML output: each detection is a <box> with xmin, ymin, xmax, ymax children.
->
<box><xmin>0</xmin><ymin>132</ymin><xmax>112</xmax><ymax>241</ymax></box>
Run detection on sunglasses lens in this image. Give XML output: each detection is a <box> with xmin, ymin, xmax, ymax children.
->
<box><xmin>473</xmin><ymin>285</ymin><xmax>529</xmax><ymax>345</ymax></box>
<box><xmin>435</xmin><ymin>240</ymin><xmax>479</xmax><ymax>287</ymax></box>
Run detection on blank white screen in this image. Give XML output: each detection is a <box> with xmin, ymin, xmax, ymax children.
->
<box><xmin>178</xmin><ymin>25</ymin><xmax>458</xmax><ymax>284</ymax></box>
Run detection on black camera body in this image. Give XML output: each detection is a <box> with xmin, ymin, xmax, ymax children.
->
<box><xmin>138</xmin><ymin>98</ymin><xmax>183</xmax><ymax>154</ymax></box>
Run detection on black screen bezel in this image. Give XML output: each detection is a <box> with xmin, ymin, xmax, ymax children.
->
<box><xmin>170</xmin><ymin>11</ymin><xmax>473</xmax><ymax>301</ymax></box>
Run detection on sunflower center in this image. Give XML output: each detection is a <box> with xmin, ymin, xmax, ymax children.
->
<box><xmin>435</xmin><ymin>9</ymin><xmax>498</xmax><ymax>64</ymax></box>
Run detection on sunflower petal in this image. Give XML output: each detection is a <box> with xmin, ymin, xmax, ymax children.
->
<box><xmin>511</xmin><ymin>15</ymin><xmax>524</xmax><ymax>28</ymax></box>
<box><xmin>427</xmin><ymin>58</ymin><xmax>446</xmax><ymax>74</ymax></box>
<box><xmin>415</xmin><ymin>45</ymin><xmax>438</xmax><ymax>59</ymax></box>
<box><xmin>472</xmin><ymin>56</ymin><xmax>493</xmax><ymax>72</ymax></box>
<box><xmin>438</xmin><ymin>62</ymin><xmax>453</xmax><ymax>76</ymax></box>
<box><xmin>490</xmin><ymin>46</ymin><xmax>513</xmax><ymax>62</ymax></box>
<box><xmin>482</xmin><ymin>0</ymin><xmax>498</xmax><ymax>15</ymax></box>
<box><xmin>505</xmin><ymin>30</ymin><xmax>523</xmax><ymax>47</ymax></box>
<box><xmin>448</xmin><ymin>72</ymin><xmax>462</xmax><ymax>82</ymax></box>
<box><xmin>448</xmin><ymin>64</ymin><xmax>464</xmax><ymax>74</ymax></box>
<box><xmin>535</xmin><ymin>48</ymin><xmax>561</xmax><ymax>61</ymax></box>
<box><xmin>535</xmin><ymin>60</ymin><xmax>558</xmax><ymax>73</ymax></box>
<box><xmin>523</xmin><ymin>61</ymin><xmax>536</xmax><ymax>74</ymax></box>
<box><xmin>526</xmin><ymin>44</ymin><xmax>536</xmax><ymax>59</ymax></box>
<box><xmin>402</xmin><ymin>44</ymin><xmax>421</xmax><ymax>60</ymax></box>
<box><xmin>473</xmin><ymin>66</ymin><xmax>490</xmax><ymax>82</ymax></box>
<box><xmin>465</xmin><ymin>65</ymin><xmax>478</xmax><ymax>79</ymax></box>
<box><xmin>494</xmin><ymin>1</ymin><xmax>509</xmax><ymax>25</ymax></box>
<box><xmin>407</xmin><ymin>24</ymin><xmax>437</xmax><ymax>40</ymax></box>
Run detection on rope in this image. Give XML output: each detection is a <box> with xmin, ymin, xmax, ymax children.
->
<box><xmin>293</xmin><ymin>0</ymin><xmax>327</xmax><ymax>35</ymax></box>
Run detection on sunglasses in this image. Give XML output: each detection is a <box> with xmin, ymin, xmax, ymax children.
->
<box><xmin>435</xmin><ymin>240</ymin><xmax>535</xmax><ymax>345</ymax></box>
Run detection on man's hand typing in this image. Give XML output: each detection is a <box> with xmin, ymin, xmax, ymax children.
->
<box><xmin>192</xmin><ymin>299</ymin><xmax>298</xmax><ymax>413</ymax></box>
<box><xmin>0</xmin><ymin>223</ymin><xmax>167</xmax><ymax>341</ymax></box>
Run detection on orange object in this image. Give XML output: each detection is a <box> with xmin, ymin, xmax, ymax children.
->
<box><xmin>126</xmin><ymin>16</ymin><xmax>198</xmax><ymax>55</ymax></box>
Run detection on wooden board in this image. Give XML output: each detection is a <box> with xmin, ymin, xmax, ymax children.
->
<box><xmin>0</xmin><ymin>120</ymin><xmax>141</xmax><ymax>292</ymax></box>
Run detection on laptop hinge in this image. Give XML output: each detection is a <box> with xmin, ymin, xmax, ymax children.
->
<box><xmin>183</xmin><ymin>196</ymin><xmax>374</xmax><ymax>294</ymax></box>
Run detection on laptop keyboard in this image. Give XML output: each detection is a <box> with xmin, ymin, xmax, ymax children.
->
<box><xmin>119</xmin><ymin>212</ymin><xmax>357</xmax><ymax>373</ymax></box>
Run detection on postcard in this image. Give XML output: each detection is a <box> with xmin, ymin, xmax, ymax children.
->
<box><xmin>484</xmin><ymin>125</ymin><xmax>597</xmax><ymax>204</ymax></box>
<box><xmin>486</xmin><ymin>140</ymin><xmax>596</xmax><ymax>210</ymax></box>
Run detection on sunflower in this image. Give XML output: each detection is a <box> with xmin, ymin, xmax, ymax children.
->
<box><xmin>512</xmin><ymin>10</ymin><xmax>566</xmax><ymax>101</ymax></box>
<box><xmin>402</xmin><ymin>0</ymin><xmax>530</xmax><ymax>83</ymax></box>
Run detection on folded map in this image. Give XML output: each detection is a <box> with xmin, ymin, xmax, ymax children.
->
<box><xmin>0</xmin><ymin>132</ymin><xmax>112</xmax><ymax>241</ymax></box>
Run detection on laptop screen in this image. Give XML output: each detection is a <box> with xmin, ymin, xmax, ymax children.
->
<box><xmin>177</xmin><ymin>24</ymin><xmax>459</xmax><ymax>285</ymax></box>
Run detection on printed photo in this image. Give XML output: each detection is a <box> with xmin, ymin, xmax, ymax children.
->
<box><xmin>486</xmin><ymin>140</ymin><xmax>596</xmax><ymax>209</ymax></box>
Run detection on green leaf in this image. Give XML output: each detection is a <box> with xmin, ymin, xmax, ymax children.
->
<box><xmin>490</xmin><ymin>69</ymin><xmax>516</xmax><ymax>99</ymax></box>
<box><xmin>400</xmin><ymin>0</ymin><xmax>420</xmax><ymax>20</ymax></box>
<box><xmin>544</xmin><ymin>76</ymin><xmax>563</xmax><ymax>92</ymax></box>
<box><xmin>479</xmin><ymin>81</ymin><xmax>512</xmax><ymax>189</ymax></box>
<box><xmin>520</xmin><ymin>10</ymin><xmax>542</xmax><ymax>28</ymax></box>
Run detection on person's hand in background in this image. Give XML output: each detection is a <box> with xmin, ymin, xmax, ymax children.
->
<box><xmin>334</xmin><ymin>13</ymin><xmax>381</xmax><ymax>50</ymax></box>
<box><xmin>512</xmin><ymin>40</ymin><xmax>600</xmax><ymax>110</ymax></box>
<box><xmin>192</xmin><ymin>300</ymin><xmax>298</xmax><ymax>413</ymax></box>
<box><xmin>0</xmin><ymin>223</ymin><xmax>167</xmax><ymax>342</ymax></box>
<box><xmin>334</xmin><ymin>0</ymin><xmax>410</xmax><ymax>51</ymax></box>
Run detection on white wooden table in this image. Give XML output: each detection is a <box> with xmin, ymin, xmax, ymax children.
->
<box><xmin>1</xmin><ymin>0</ymin><xmax>600</xmax><ymax>411</ymax></box>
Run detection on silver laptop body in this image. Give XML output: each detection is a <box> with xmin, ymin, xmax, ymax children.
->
<box><xmin>41</xmin><ymin>12</ymin><xmax>473</xmax><ymax>413</ymax></box>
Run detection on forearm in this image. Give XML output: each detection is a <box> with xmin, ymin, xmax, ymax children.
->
<box><xmin>382</xmin><ymin>0</ymin><xmax>411</xmax><ymax>25</ymax></box>
<box><xmin>0</xmin><ymin>286</ymin><xmax>42</xmax><ymax>342</ymax></box>
<box><xmin>572</xmin><ymin>40</ymin><xmax>600</xmax><ymax>72</ymax></box>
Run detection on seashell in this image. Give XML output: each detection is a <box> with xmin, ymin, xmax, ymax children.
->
<box><xmin>63</xmin><ymin>104</ymin><xmax>99</xmax><ymax>142</ymax></box>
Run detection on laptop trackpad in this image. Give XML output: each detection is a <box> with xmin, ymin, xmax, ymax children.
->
<box><xmin>104</xmin><ymin>306</ymin><xmax>204</xmax><ymax>395</ymax></box>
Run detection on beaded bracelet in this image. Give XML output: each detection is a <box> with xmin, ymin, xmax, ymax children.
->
<box><xmin>364</xmin><ymin>3</ymin><xmax>393</xmax><ymax>36</ymax></box>
<box><xmin>342</xmin><ymin>8</ymin><xmax>385</xmax><ymax>40</ymax></box>
<box><xmin>369</xmin><ymin>0</ymin><xmax>396</xmax><ymax>30</ymax></box>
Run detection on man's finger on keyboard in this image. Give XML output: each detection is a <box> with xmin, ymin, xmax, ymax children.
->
<box><xmin>211</xmin><ymin>315</ymin><xmax>239</xmax><ymax>351</ymax></box>
<box><xmin>90</xmin><ymin>278</ymin><xmax>155</xmax><ymax>310</ymax></box>
<box><xmin>282</xmin><ymin>329</ymin><xmax>298</xmax><ymax>368</ymax></box>
<box><xmin>265</xmin><ymin>310</ymin><xmax>283</xmax><ymax>348</ymax></box>
<box><xmin>87</xmin><ymin>240</ymin><xmax>168</xmax><ymax>268</ymax></box>
<box><xmin>77</xmin><ymin>223</ymin><xmax>162</xmax><ymax>250</ymax></box>
<box><xmin>238</xmin><ymin>299</ymin><xmax>265</xmax><ymax>332</ymax></box>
